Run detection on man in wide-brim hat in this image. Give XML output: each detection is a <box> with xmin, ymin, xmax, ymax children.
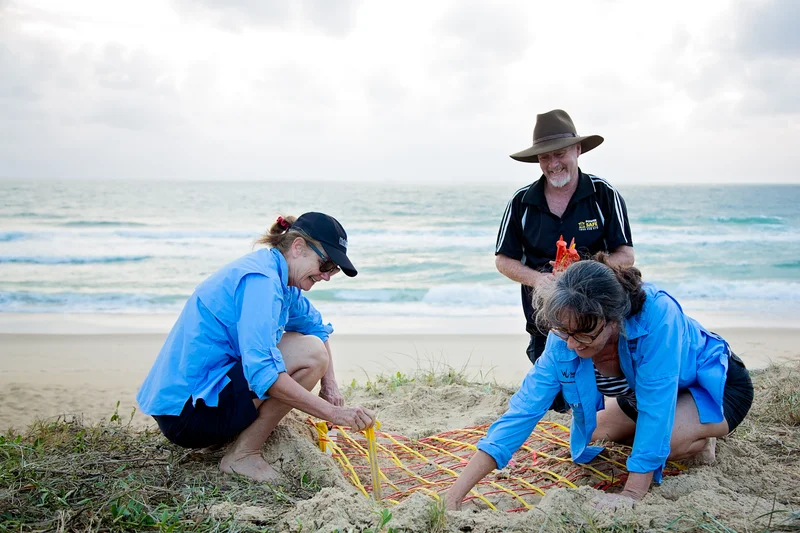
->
<box><xmin>494</xmin><ymin>109</ymin><xmax>636</xmax><ymax>413</ymax></box>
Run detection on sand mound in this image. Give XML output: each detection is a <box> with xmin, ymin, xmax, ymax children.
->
<box><xmin>207</xmin><ymin>364</ymin><xmax>800</xmax><ymax>532</ymax></box>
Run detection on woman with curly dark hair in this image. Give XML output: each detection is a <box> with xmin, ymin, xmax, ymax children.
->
<box><xmin>446</xmin><ymin>254</ymin><xmax>753</xmax><ymax>508</ymax></box>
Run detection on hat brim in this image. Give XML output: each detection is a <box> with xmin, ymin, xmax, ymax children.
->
<box><xmin>510</xmin><ymin>135</ymin><xmax>604</xmax><ymax>163</ymax></box>
<box><xmin>319</xmin><ymin>241</ymin><xmax>357</xmax><ymax>277</ymax></box>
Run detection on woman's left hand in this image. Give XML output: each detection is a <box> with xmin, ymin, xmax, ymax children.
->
<box><xmin>591</xmin><ymin>491</ymin><xmax>635</xmax><ymax>511</ymax></box>
<box><xmin>319</xmin><ymin>380</ymin><xmax>344</xmax><ymax>407</ymax></box>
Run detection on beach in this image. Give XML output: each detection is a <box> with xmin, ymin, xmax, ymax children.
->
<box><xmin>2</xmin><ymin>313</ymin><xmax>799</xmax><ymax>531</ymax></box>
<box><xmin>1</xmin><ymin>313</ymin><xmax>797</xmax><ymax>431</ymax></box>
<box><xmin>4</xmin><ymin>2</ymin><xmax>800</xmax><ymax>526</ymax></box>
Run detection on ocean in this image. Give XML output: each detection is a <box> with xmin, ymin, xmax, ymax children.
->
<box><xmin>1</xmin><ymin>180</ymin><xmax>798</xmax><ymax>332</ymax></box>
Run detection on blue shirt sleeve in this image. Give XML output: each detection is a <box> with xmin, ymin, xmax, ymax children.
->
<box><xmin>477</xmin><ymin>355</ymin><xmax>561</xmax><ymax>469</ymax></box>
<box><xmin>627</xmin><ymin>295</ymin><xmax>683</xmax><ymax>478</ymax></box>
<box><xmin>284</xmin><ymin>289</ymin><xmax>333</xmax><ymax>342</ymax></box>
<box><xmin>235</xmin><ymin>274</ymin><xmax>287</xmax><ymax>399</ymax></box>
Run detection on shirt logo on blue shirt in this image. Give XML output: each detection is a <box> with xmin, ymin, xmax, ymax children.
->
<box><xmin>627</xmin><ymin>338</ymin><xmax>639</xmax><ymax>354</ymax></box>
<box><xmin>578</xmin><ymin>219</ymin><xmax>599</xmax><ymax>231</ymax></box>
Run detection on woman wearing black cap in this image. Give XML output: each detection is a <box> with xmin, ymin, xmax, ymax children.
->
<box><xmin>136</xmin><ymin>212</ymin><xmax>375</xmax><ymax>482</ymax></box>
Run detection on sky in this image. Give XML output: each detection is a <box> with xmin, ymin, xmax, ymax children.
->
<box><xmin>1</xmin><ymin>0</ymin><xmax>799</xmax><ymax>185</ymax></box>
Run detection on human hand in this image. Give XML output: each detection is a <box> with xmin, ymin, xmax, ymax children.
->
<box><xmin>590</xmin><ymin>492</ymin><xmax>635</xmax><ymax>511</ymax></box>
<box><xmin>443</xmin><ymin>490</ymin><xmax>462</xmax><ymax>511</ymax></box>
<box><xmin>319</xmin><ymin>380</ymin><xmax>344</xmax><ymax>407</ymax></box>
<box><xmin>548</xmin><ymin>260</ymin><xmax>571</xmax><ymax>278</ymax></box>
<box><xmin>329</xmin><ymin>406</ymin><xmax>376</xmax><ymax>431</ymax></box>
<box><xmin>534</xmin><ymin>269</ymin><xmax>557</xmax><ymax>289</ymax></box>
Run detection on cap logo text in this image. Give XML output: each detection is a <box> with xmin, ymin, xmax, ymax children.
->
<box><xmin>339</xmin><ymin>237</ymin><xmax>348</xmax><ymax>249</ymax></box>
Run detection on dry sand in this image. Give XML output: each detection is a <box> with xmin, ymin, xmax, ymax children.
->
<box><xmin>0</xmin><ymin>332</ymin><xmax>534</xmax><ymax>430</ymax></box>
<box><xmin>1</xmin><ymin>324</ymin><xmax>799</xmax><ymax>531</ymax></box>
<box><xmin>0</xmin><ymin>328</ymin><xmax>797</xmax><ymax>430</ymax></box>
<box><xmin>202</xmin><ymin>362</ymin><xmax>800</xmax><ymax>532</ymax></box>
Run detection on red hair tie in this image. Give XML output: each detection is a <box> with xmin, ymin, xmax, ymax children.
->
<box><xmin>276</xmin><ymin>216</ymin><xmax>290</xmax><ymax>229</ymax></box>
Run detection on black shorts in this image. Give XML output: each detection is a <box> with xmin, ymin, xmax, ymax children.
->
<box><xmin>616</xmin><ymin>350</ymin><xmax>754</xmax><ymax>432</ymax></box>
<box><xmin>152</xmin><ymin>362</ymin><xmax>259</xmax><ymax>449</ymax></box>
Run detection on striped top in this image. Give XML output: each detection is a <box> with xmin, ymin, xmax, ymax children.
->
<box><xmin>594</xmin><ymin>369</ymin><xmax>632</xmax><ymax>398</ymax></box>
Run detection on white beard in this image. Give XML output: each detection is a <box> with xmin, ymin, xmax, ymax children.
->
<box><xmin>547</xmin><ymin>173</ymin><xmax>572</xmax><ymax>188</ymax></box>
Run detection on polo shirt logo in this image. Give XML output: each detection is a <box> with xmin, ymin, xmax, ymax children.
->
<box><xmin>627</xmin><ymin>338</ymin><xmax>639</xmax><ymax>354</ymax></box>
<box><xmin>578</xmin><ymin>219</ymin><xmax>599</xmax><ymax>231</ymax></box>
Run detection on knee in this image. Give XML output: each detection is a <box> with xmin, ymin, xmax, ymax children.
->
<box><xmin>302</xmin><ymin>335</ymin><xmax>329</xmax><ymax>374</ymax></box>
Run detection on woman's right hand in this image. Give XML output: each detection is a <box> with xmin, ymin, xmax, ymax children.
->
<box><xmin>329</xmin><ymin>405</ymin><xmax>376</xmax><ymax>431</ymax></box>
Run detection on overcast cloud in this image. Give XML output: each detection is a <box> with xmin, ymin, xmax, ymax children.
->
<box><xmin>1</xmin><ymin>0</ymin><xmax>799</xmax><ymax>184</ymax></box>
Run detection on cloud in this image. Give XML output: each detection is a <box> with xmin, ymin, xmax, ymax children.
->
<box><xmin>723</xmin><ymin>0</ymin><xmax>800</xmax><ymax>115</ymax></box>
<box><xmin>1</xmin><ymin>0</ymin><xmax>799</xmax><ymax>184</ymax></box>
<box><xmin>0</xmin><ymin>42</ymin><xmax>43</xmax><ymax>102</ymax></box>
<box><xmin>733</xmin><ymin>0</ymin><xmax>800</xmax><ymax>59</ymax></box>
<box><xmin>171</xmin><ymin>0</ymin><xmax>291</xmax><ymax>32</ymax></box>
<box><xmin>300</xmin><ymin>0</ymin><xmax>359</xmax><ymax>37</ymax></box>
<box><xmin>0</xmin><ymin>15</ymin><xmax>68</xmax><ymax>127</ymax></box>
<box><xmin>170</xmin><ymin>0</ymin><xmax>359</xmax><ymax>36</ymax></box>
<box><xmin>437</xmin><ymin>1</ymin><xmax>530</xmax><ymax>68</ymax></box>
<box><xmin>652</xmin><ymin>0</ymin><xmax>800</xmax><ymax>124</ymax></box>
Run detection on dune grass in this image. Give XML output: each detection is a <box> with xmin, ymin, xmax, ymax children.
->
<box><xmin>1</xmin><ymin>363</ymin><xmax>799</xmax><ymax>532</ymax></box>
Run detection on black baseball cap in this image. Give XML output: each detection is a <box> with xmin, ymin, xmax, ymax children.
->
<box><xmin>292</xmin><ymin>212</ymin><xmax>357</xmax><ymax>277</ymax></box>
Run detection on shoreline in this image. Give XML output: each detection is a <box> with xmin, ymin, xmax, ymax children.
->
<box><xmin>1</xmin><ymin>309</ymin><xmax>797</xmax><ymax>335</ymax></box>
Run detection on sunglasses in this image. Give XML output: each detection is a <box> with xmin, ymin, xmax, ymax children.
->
<box><xmin>551</xmin><ymin>321</ymin><xmax>606</xmax><ymax>345</ymax></box>
<box><xmin>305</xmin><ymin>240</ymin><xmax>340</xmax><ymax>274</ymax></box>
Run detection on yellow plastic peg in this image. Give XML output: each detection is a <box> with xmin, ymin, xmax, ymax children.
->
<box><xmin>365</xmin><ymin>420</ymin><xmax>382</xmax><ymax>501</ymax></box>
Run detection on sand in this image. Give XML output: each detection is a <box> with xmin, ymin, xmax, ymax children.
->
<box><xmin>0</xmin><ymin>332</ymin><xmax>532</xmax><ymax>430</ymax></box>
<box><xmin>201</xmin><ymin>363</ymin><xmax>800</xmax><ymax>532</ymax></box>
<box><xmin>1</xmin><ymin>318</ymin><xmax>798</xmax><ymax>531</ymax></box>
<box><xmin>0</xmin><ymin>327</ymin><xmax>797</xmax><ymax>431</ymax></box>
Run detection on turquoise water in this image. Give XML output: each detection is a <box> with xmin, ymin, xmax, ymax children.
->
<box><xmin>1</xmin><ymin>180</ymin><xmax>798</xmax><ymax>326</ymax></box>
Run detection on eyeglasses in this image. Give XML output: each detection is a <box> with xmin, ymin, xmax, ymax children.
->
<box><xmin>305</xmin><ymin>240</ymin><xmax>340</xmax><ymax>274</ymax></box>
<box><xmin>551</xmin><ymin>321</ymin><xmax>606</xmax><ymax>345</ymax></box>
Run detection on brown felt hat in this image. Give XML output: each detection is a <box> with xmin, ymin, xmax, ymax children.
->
<box><xmin>510</xmin><ymin>109</ymin><xmax>604</xmax><ymax>163</ymax></box>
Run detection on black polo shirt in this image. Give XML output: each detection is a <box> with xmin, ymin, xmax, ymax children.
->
<box><xmin>495</xmin><ymin>170</ymin><xmax>634</xmax><ymax>335</ymax></box>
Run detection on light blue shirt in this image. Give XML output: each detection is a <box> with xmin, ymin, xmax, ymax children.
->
<box><xmin>477</xmin><ymin>284</ymin><xmax>729</xmax><ymax>483</ymax></box>
<box><xmin>136</xmin><ymin>247</ymin><xmax>333</xmax><ymax>416</ymax></box>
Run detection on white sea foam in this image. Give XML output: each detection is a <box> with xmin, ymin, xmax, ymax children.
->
<box><xmin>1</xmin><ymin>180</ymin><xmax>799</xmax><ymax>328</ymax></box>
<box><xmin>421</xmin><ymin>284</ymin><xmax>519</xmax><ymax>307</ymax></box>
<box><xmin>662</xmin><ymin>279</ymin><xmax>800</xmax><ymax>303</ymax></box>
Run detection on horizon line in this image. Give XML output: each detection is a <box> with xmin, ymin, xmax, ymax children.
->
<box><xmin>1</xmin><ymin>177</ymin><xmax>799</xmax><ymax>187</ymax></box>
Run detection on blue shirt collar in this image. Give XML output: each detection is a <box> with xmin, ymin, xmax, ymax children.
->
<box><xmin>621</xmin><ymin>283</ymin><xmax>659</xmax><ymax>341</ymax></box>
<box><xmin>622</xmin><ymin>313</ymin><xmax>648</xmax><ymax>340</ymax></box>
<box><xmin>547</xmin><ymin>333</ymin><xmax>580</xmax><ymax>362</ymax></box>
<box><xmin>269</xmin><ymin>247</ymin><xmax>290</xmax><ymax>289</ymax></box>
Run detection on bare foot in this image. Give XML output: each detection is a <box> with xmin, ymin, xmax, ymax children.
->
<box><xmin>692</xmin><ymin>437</ymin><xmax>717</xmax><ymax>465</ymax></box>
<box><xmin>219</xmin><ymin>450</ymin><xmax>280</xmax><ymax>482</ymax></box>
